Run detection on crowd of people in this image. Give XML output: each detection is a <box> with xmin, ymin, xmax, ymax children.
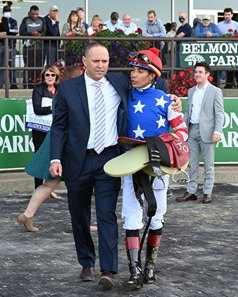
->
<box><xmin>0</xmin><ymin>5</ymin><xmax>238</xmax><ymax>88</ymax></box>
<box><xmin>4</xmin><ymin>2</ymin><xmax>226</xmax><ymax>293</ymax></box>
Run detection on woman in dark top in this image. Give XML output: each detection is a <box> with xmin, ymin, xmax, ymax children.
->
<box><xmin>31</xmin><ymin>65</ymin><xmax>60</xmax><ymax>189</ymax></box>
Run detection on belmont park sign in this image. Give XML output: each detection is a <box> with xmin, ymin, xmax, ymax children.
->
<box><xmin>180</xmin><ymin>41</ymin><xmax>238</xmax><ymax>68</ymax></box>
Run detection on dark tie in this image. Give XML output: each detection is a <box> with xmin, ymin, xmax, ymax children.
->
<box><xmin>93</xmin><ymin>82</ymin><xmax>105</xmax><ymax>154</ymax></box>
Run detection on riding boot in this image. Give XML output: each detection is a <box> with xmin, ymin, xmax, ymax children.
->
<box><xmin>144</xmin><ymin>230</ymin><xmax>162</xmax><ymax>284</ymax></box>
<box><xmin>125</xmin><ymin>236</ymin><xmax>143</xmax><ymax>290</ymax></box>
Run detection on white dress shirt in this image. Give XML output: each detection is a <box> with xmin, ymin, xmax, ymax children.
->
<box><xmin>190</xmin><ymin>81</ymin><xmax>209</xmax><ymax>124</ymax></box>
<box><xmin>119</xmin><ymin>22</ymin><xmax>138</xmax><ymax>35</ymax></box>
<box><xmin>84</xmin><ymin>72</ymin><xmax>121</xmax><ymax>149</ymax></box>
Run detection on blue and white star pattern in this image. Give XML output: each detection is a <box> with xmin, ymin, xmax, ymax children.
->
<box><xmin>156</xmin><ymin>115</ymin><xmax>166</xmax><ymax>128</ymax></box>
<box><xmin>133</xmin><ymin>100</ymin><xmax>146</xmax><ymax>113</ymax></box>
<box><xmin>133</xmin><ymin>124</ymin><xmax>146</xmax><ymax>138</ymax></box>
<box><xmin>127</xmin><ymin>88</ymin><xmax>172</xmax><ymax>139</ymax></box>
<box><xmin>155</xmin><ymin>95</ymin><xmax>167</xmax><ymax>108</ymax></box>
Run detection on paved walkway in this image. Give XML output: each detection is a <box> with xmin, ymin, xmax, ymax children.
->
<box><xmin>0</xmin><ymin>183</ymin><xmax>237</xmax><ymax>297</ymax></box>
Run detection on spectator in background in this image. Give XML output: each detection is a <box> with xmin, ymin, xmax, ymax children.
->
<box><xmin>3</xmin><ymin>5</ymin><xmax>18</xmax><ymax>89</ymax></box>
<box><xmin>218</xmin><ymin>8</ymin><xmax>238</xmax><ymax>88</ymax></box>
<box><xmin>87</xmin><ymin>14</ymin><xmax>105</xmax><ymax>35</ymax></box>
<box><xmin>0</xmin><ymin>11</ymin><xmax>9</xmax><ymax>88</ymax></box>
<box><xmin>194</xmin><ymin>14</ymin><xmax>220</xmax><ymax>86</ymax></box>
<box><xmin>31</xmin><ymin>65</ymin><xmax>60</xmax><ymax>189</ymax></box>
<box><xmin>44</xmin><ymin>5</ymin><xmax>60</xmax><ymax>65</ymax></box>
<box><xmin>104</xmin><ymin>11</ymin><xmax>122</xmax><ymax>32</ymax></box>
<box><xmin>142</xmin><ymin>10</ymin><xmax>166</xmax><ymax>50</ymax></box>
<box><xmin>119</xmin><ymin>13</ymin><xmax>137</xmax><ymax>35</ymax></box>
<box><xmin>19</xmin><ymin>5</ymin><xmax>46</xmax><ymax>89</ymax></box>
<box><xmin>166</xmin><ymin>22</ymin><xmax>177</xmax><ymax>53</ymax></box>
<box><xmin>76</xmin><ymin>7</ymin><xmax>89</xmax><ymax>34</ymax></box>
<box><xmin>61</xmin><ymin>10</ymin><xmax>80</xmax><ymax>37</ymax></box>
<box><xmin>192</xmin><ymin>17</ymin><xmax>201</xmax><ymax>36</ymax></box>
<box><xmin>175</xmin><ymin>11</ymin><xmax>192</xmax><ymax>67</ymax></box>
<box><xmin>176</xmin><ymin>62</ymin><xmax>224</xmax><ymax>204</ymax></box>
<box><xmin>194</xmin><ymin>14</ymin><xmax>220</xmax><ymax>38</ymax></box>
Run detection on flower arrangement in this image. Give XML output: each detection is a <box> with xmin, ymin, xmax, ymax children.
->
<box><xmin>65</xmin><ymin>29</ymin><xmax>151</xmax><ymax>67</ymax></box>
<box><xmin>221</xmin><ymin>28</ymin><xmax>238</xmax><ymax>38</ymax></box>
<box><xmin>167</xmin><ymin>68</ymin><xmax>213</xmax><ymax>97</ymax></box>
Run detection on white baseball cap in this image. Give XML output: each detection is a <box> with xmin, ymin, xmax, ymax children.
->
<box><xmin>50</xmin><ymin>5</ymin><xmax>58</xmax><ymax>11</ymax></box>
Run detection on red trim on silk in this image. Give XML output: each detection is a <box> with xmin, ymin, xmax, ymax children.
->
<box><xmin>169</xmin><ymin>115</ymin><xmax>188</xmax><ymax>141</ymax></box>
<box><xmin>125</xmin><ymin>237</ymin><xmax>140</xmax><ymax>250</ymax></box>
<box><xmin>147</xmin><ymin>234</ymin><xmax>162</xmax><ymax>247</ymax></box>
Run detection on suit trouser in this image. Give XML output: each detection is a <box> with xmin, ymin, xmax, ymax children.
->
<box><xmin>187</xmin><ymin>124</ymin><xmax>215</xmax><ymax>195</ymax></box>
<box><xmin>65</xmin><ymin>148</ymin><xmax>121</xmax><ymax>274</ymax></box>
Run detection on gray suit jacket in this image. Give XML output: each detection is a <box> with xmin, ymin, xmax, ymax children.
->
<box><xmin>184</xmin><ymin>82</ymin><xmax>224</xmax><ymax>143</ymax></box>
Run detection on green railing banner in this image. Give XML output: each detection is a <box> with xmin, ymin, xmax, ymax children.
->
<box><xmin>0</xmin><ymin>98</ymin><xmax>238</xmax><ymax>170</ymax></box>
<box><xmin>182</xmin><ymin>98</ymin><xmax>238</xmax><ymax>163</ymax></box>
<box><xmin>0</xmin><ymin>99</ymin><xmax>34</xmax><ymax>170</ymax></box>
<box><xmin>180</xmin><ymin>41</ymin><xmax>238</xmax><ymax>68</ymax></box>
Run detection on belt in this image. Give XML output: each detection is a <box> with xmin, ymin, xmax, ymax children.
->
<box><xmin>86</xmin><ymin>145</ymin><xmax>117</xmax><ymax>155</ymax></box>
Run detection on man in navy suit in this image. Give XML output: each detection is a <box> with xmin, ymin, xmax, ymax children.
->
<box><xmin>49</xmin><ymin>41</ymin><xmax>129</xmax><ymax>290</ymax></box>
<box><xmin>49</xmin><ymin>41</ymin><xmax>181</xmax><ymax>289</ymax></box>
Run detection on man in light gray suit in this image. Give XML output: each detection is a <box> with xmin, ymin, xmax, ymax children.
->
<box><xmin>176</xmin><ymin>62</ymin><xmax>224</xmax><ymax>204</ymax></box>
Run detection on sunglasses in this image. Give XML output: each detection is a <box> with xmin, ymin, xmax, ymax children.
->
<box><xmin>45</xmin><ymin>73</ymin><xmax>56</xmax><ymax>77</ymax></box>
<box><xmin>128</xmin><ymin>52</ymin><xmax>162</xmax><ymax>72</ymax></box>
<box><xmin>129</xmin><ymin>52</ymin><xmax>151</xmax><ymax>64</ymax></box>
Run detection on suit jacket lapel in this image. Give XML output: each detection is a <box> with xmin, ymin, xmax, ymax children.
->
<box><xmin>75</xmin><ymin>75</ymin><xmax>90</xmax><ymax>122</ymax></box>
<box><xmin>200</xmin><ymin>82</ymin><xmax>211</xmax><ymax>111</ymax></box>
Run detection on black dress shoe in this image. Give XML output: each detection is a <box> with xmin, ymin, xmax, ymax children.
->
<box><xmin>176</xmin><ymin>191</ymin><xmax>197</xmax><ymax>202</ymax></box>
<box><xmin>99</xmin><ymin>271</ymin><xmax>115</xmax><ymax>290</ymax></box>
<box><xmin>80</xmin><ymin>267</ymin><xmax>94</xmax><ymax>281</ymax></box>
<box><xmin>202</xmin><ymin>194</ymin><xmax>212</xmax><ymax>204</ymax></box>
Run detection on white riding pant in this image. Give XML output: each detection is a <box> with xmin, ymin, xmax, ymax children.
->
<box><xmin>122</xmin><ymin>174</ymin><xmax>169</xmax><ymax>230</ymax></box>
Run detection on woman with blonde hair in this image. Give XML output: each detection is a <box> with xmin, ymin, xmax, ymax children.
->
<box><xmin>87</xmin><ymin>14</ymin><xmax>105</xmax><ymax>35</ymax></box>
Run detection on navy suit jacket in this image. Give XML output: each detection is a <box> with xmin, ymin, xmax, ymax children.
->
<box><xmin>155</xmin><ymin>77</ymin><xmax>169</xmax><ymax>94</ymax></box>
<box><xmin>50</xmin><ymin>72</ymin><xmax>129</xmax><ymax>180</ymax></box>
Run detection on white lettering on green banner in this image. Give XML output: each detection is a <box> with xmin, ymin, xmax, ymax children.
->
<box><xmin>180</xmin><ymin>41</ymin><xmax>238</xmax><ymax>67</ymax></box>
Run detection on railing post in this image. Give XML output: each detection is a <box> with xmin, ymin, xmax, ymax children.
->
<box><xmin>4</xmin><ymin>36</ymin><xmax>10</xmax><ymax>98</ymax></box>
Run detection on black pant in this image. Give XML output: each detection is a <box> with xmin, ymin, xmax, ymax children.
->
<box><xmin>65</xmin><ymin>148</ymin><xmax>120</xmax><ymax>272</ymax></box>
<box><xmin>23</xmin><ymin>47</ymin><xmax>43</xmax><ymax>88</ymax></box>
<box><xmin>32</xmin><ymin>130</ymin><xmax>47</xmax><ymax>189</ymax></box>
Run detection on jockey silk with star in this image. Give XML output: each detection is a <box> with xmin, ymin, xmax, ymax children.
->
<box><xmin>127</xmin><ymin>88</ymin><xmax>188</xmax><ymax>141</ymax></box>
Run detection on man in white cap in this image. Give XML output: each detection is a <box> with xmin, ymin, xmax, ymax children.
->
<box><xmin>44</xmin><ymin>5</ymin><xmax>60</xmax><ymax>64</ymax></box>
<box><xmin>194</xmin><ymin>14</ymin><xmax>220</xmax><ymax>38</ymax></box>
<box><xmin>194</xmin><ymin>15</ymin><xmax>220</xmax><ymax>86</ymax></box>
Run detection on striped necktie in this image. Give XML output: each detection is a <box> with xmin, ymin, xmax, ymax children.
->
<box><xmin>93</xmin><ymin>82</ymin><xmax>105</xmax><ymax>154</ymax></box>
